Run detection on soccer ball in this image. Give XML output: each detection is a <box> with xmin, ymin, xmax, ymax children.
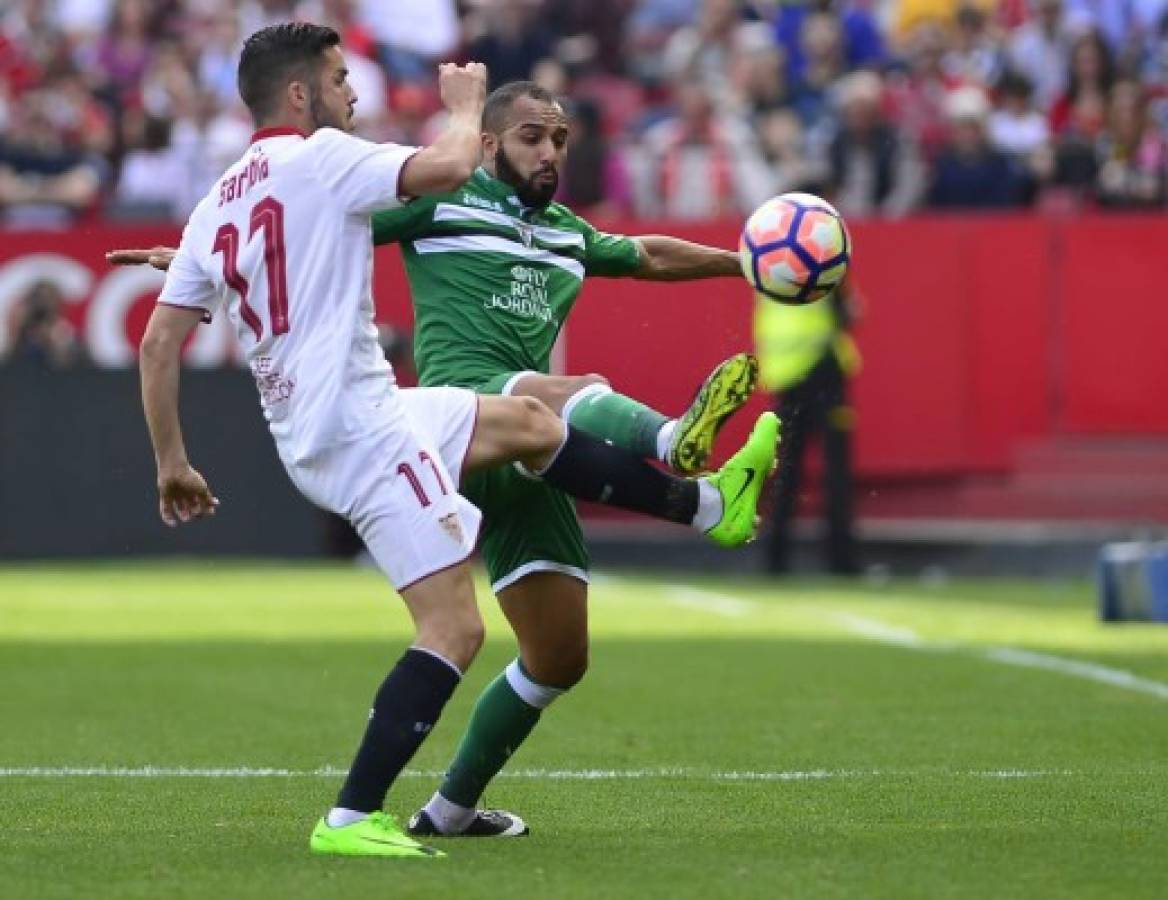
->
<box><xmin>739</xmin><ymin>193</ymin><xmax>851</xmax><ymax>304</ymax></box>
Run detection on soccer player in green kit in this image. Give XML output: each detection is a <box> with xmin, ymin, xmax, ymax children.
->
<box><xmin>108</xmin><ymin>79</ymin><xmax>771</xmax><ymax>840</ymax></box>
<box><xmin>369</xmin><ymin>82</ymin><xmax>767</xmax><ymax>838</ymax></box>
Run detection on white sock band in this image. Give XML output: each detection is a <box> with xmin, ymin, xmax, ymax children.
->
<box><xmin>656</xmin><ymin>420</ymin><xmax>677</xmax><ymax>464</ymax></box>
<box><xmin>504</xmin><ymin>659</ymin><xmax>565</xmax><ymax>710</ymax></box>
<box><xmin>326</xmin><ymin>807</ymin><xmax>369</xmax><ymax>827</ymax></box>
<box><xmin>692</xmin><ymin>478</ymin><xmax>723</xmax><ymax>533</ymax></box>
<box><xmin>561</xmin><ymin>382</ymin><xmax>612</xmax><ymax>424</ymax></box>
<box><xmin>410</xmin><ymin>645</ymin><xmax>464</xmax><ymax>678</ymax></box>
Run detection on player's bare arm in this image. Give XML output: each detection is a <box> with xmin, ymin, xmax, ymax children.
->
<box><xmin>397</xmin><ymin>62</ymin><xmax>487</xmax><ymax>197</ymax></box>
<box><xmin>631</xmin><ymin>235</ymin><xmax>741</xmax><ymax>281</ymax></box>
<box><xmin>139</xmin><ymin>304</ymin><xmax>220</xmax><ymax>527</ymax></box>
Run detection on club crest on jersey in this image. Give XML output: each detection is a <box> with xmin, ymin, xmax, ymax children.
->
<box><xmin>516</xmin><ymin>221</ymin><xmax>534</xmax><ymax>248</ymax></box>
<box><xmin>438</xmin><ymin>513</ymin><xmax>464</xmax><ymax>544</ymax></box>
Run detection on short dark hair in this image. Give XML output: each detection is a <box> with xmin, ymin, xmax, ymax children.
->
<box><xmin>482</xmin><ymin>81</ymin><xmax>559</xmax><ymax>133</ymax></box>
<box><xmin>237</xmin><ymin>22</ymin><xmax>340</xmax><ymax>121</ymax></box>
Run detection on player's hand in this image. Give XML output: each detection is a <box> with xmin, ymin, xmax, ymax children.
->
<box><xmin>438</xmin><ymin>62</ymin><xmax>487</xmax><ymax>117</ymax></box>
<box><xmin>157</xmin><ymin>464</ymin><xmax>219</xmax><ymax>527</ymax></box>
<box><xmin>106</xmin><ymin>247</ymin><xmax>176</xmax><ymax>271</ymax></box>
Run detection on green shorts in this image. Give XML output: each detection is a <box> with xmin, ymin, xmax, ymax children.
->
<box><xmin>464</xmin><ymin>371</ymin><xmax>589</xmax><ymax>593</ymax></box>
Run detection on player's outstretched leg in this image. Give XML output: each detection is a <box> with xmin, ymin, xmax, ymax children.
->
<box><xmin>467</xmin><ymin>396</ymin><xmax>779</xmax><ymax>548</ymax></box>
<box><xmin>667</xmin><ymin>352</ymin><xmax>759</xmax><ymax>475</ymax></box>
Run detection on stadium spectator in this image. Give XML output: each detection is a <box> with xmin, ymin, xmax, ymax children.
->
<box><xmin>1049</xmin><ymin>28</ymin><xmax>1115</xmax><ymax>136</ymax></box>
<box><xmin>929</xmin><ymin>85</ymin><xmax>1028</xmax><ymax>207</ymax></box>
<box><xmin>3</xmin><ymin>279</ymin><xmax>85</xmax><ymax>369</ymax></box>
<box><xmin>662</xmin><ymin>0</ymin><xmax>765</xmax><ymax>112</ymax></box>
<box><xmin>989</xmin><ymin>71</ymin><xmax>1051</xmax><ymax>158</ymax></box>
<box><xmin>0</xmin><ymin>88</ymin><xmax>106</xmax><ymax>227</ymax></box>
<box><xmin>943</xmin><ymin>3</ymin><xmax>1006</xmax><ymax>88</ymax></box>
<box><xmin>1008</xmin><ymin>0</ymin><xmax>1077</xmax><ymax>112</ymax></box>
<box><xmin>465</xmin><ymin>0</ymin><xmax>554</xmax><ymax>90</ymax></box>
<box><xmin>543</xmin><ymin>0</ymin><xmax>637</xmax><ymax>75</ymax></box>
<box><xmin>625</xmin><ymin>0</ymin><xmax>701</xmax><ymax>82</ymax></box>
<box><xmin>789</xmin><ymin>9</ymin><xmax>848</xmax><ymax>138</ymax></box>
<box><xmin>1</xmin><ymin>0</ymin><xmax>1166</xmax><ymax>226</ymax></box>
<box><xmin>86</xmin><ymin>0</ymin><xmax>154</xmax><ymax>105</ymax></box>
<box><xmin>557</xmin><ymin>97</ymin><xmax>634</xmax><ymax>216</ymax></box>
<box><xmin>773</xmin><ymin>0</ymin><xmax>886</xmax><ymax>82</ymax></box>
<box><xmin>356</xmin><ymin>0</ymin><xmax>459</xmax><ymax>82</ymax></box>
<box><xmin>168</xmin><ymin>88</ymin><xmax>251</xmax><ymax>218</ymax></box>
<box><xmin>1095</xmin><ymin>79</ymin><xmax>1168</xmax><ymax>207</ymax></box>
<box><xmin>631</xmin><ymin>80</ymin><xmax>773</xmax><ymax>218</ymax></box>
<box><xmin>729</xmin><ymin>27</ymin><xmax>790</xmax><ymax>119</ymax></box>
<box><xmin>988</xmin><ymin>71</ymin><xmax>1051</xmax><ymax>202</ymax></box>
<box><xmin>140</xmin><ymin>40</ymin><xmax>199</xmax><ymax>121</ymax></box>
<box><xmin>757</xmin><ymin>108</ymin><xmax>827</xmax><ymax>195</ymax></box>
<box><xmin>884</xmin><ymin>21</ymin><xmax>960</xmax><ymax>161</ymax></box>
<box><xmin>1065</xmin><ymin>0</ymin><xmax>1168</xmax><ymax>58</ymax></box>
<box><xmin>110</xmin><ymin>112</ymin><xmax>185</xmax><ymax>220</ymax></box>
<box><xmin>194</xmin><ymin>7</ymin><xmax>245</xmax><ymax>108</ymax></box>
<box><xmin>826</xmin><ymin>70</ymin><xmax>925</xmax><ymax>217</ymax></box>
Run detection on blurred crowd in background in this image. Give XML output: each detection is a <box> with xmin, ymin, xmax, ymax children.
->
<box><xmin>1</xmin><ymin>0</ymin><xmax>1167</xmax><ymax>229</ymax></box>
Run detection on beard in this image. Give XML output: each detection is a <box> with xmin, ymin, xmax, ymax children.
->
<box><xmin>309</xmin><ymin>84</ymin><xmax>349</xmax><ymax>131</ymax></box>
<box><xmin>495</xmin><ymin>145</ymin><xmax>558</xmax><ymax>209</ymax></box>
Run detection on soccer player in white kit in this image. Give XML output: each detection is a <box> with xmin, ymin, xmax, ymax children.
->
<box><xmin>136</xmin><ymin>23</ymin><xmax>776</xmax><ymax>859</ymax></box>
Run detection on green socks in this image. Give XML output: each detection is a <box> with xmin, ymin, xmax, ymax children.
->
<box><xmin>562</xmin><ymin>384</ymin><xmax>669</xmax><ymax>461</ymax></box>
<box><xmin>439</xmin><ymin>660</ymin><xmax>563</xmax><ymax>807</ymax></box>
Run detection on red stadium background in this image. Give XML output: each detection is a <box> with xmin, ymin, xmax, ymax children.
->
<box><xmin>3</xmin><ymin>214</ymin><xmax>1167</xmax><ymax>520</ymax></box>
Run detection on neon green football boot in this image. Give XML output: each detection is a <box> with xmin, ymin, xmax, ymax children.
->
<box><xmin>703</xmin><ymin>411</ymin><xmax>780</xmax><ymax>548</ymax></box>
<box><xmin>668</xmin><ymin>353</ymin><xmax>760</xmax><ymax>475</ymax></box>
<box><xmin>309</xmin><ymin>811</ymin><xmax>445</xmax><ymax>859</ymax></box>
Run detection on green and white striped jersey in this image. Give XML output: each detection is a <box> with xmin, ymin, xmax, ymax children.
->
<box><xmin>371</xmin><ymin>167</ymin><xmax>640</xmax><ymax>388</ymax></box>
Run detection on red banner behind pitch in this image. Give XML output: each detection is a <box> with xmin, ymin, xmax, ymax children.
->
<box><xmin>3</xmin><ymin>215</ymin><xmax>1166</xmax><ymax>477</ymax></box>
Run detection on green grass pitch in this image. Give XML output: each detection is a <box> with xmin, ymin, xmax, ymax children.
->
<box><xmin>2</xmin><ymin>562</ymin><xmax>1167</xmax><ymax>899</ymax></box>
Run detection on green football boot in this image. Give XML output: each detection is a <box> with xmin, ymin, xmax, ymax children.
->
<box><xmin>309</xmin><ymin>811</ymin><xmax>445</xmax><ymax>859</ymax></box>
<box><xmin>668</xmin><ymin>353</ymin><xmax>760</xmax><ymax>475</ymax></box>
<box><xmin>704</xmin><ymin>411</ymin><xmax>780</xmax><ymax>548</ymax></box>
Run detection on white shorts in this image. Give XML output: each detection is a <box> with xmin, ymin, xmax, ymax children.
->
<box><xmin>283</xmin><ymin>386</ymin><xmax>482</xmax><ymax>591</ymax></box>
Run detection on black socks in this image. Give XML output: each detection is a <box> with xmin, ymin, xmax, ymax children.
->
<box><xmin>539</xmin><ymin>426</ymin><xmax>699</xmax><ymax>525</ymax></box>
<box><xmin>335</xmin><ymin>647</ymin><xmax>461</xmax><ymax>813</ymax></box>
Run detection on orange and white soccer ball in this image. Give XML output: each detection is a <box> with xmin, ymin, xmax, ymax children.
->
<box><xmin>739</xmin><ymin>192</ymin><xmax>851</xmax><ymax>304</ymax></box>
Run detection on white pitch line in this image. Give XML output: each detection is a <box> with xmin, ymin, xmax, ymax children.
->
<box><xmin>667</xmin><ymin>586</ymin><xmax>758</xmax><ymax>618</ymax></box>
<box><xmin>832</xmin><ymin>612</ymin><xmax>1168</xmax><ymax>702</ymax></box>
<box><xmin>830</xmin><ymin>612</ymin><xmax>931</xmax><ymax>648</ymax></box>
<box><xmin>0</xmin><ymin>766</ymin><xmax>1090</xmax><ymax>780</ymax></box>
<box><xmin>984</xmin><ymin>647</ymin><xmax>1168</xmax><ymax>701</ymax></box>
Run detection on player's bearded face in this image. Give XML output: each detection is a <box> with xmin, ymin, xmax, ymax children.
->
<box><xmin>494</xmin><ymin>144</ymin><xmax>558</xmax><ymax>209</ymax></box>
<box><xmin>493</xmin><ymin>101</ymin><xmax>568</xmax><ymax>209</ymax></box>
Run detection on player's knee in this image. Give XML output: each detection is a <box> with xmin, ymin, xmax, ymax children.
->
<box><xmin>516</xmin><ymin>396</ymin><xmax>563</xmax><ymax>448</ymax></box>
<box><xmin>579</xmin><ymin>373</ymin><xmax>609</xmax><ymax>389</ymax></box>
<box><xmin>415</xmin><ymin>607</ymin><xmax>485</xmax><ymax>671</ymax></box>
<box><xmin>524</xmin><ymin>644</ymin><xmax>589</xmax><ymax>690</ymax></box>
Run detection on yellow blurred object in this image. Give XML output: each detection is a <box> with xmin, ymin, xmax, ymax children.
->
<box><xmin>833</xmin><ymin>332</ymin><xmax>862</xmax><ymax>377</ymax></box>
<box><xmin>893</xmin><ymin>0</ymin><xmax>995</xmax><ymax>39</ymax></box>
<box><xmin>752</xmin><ymin>293</ymin><xmax>860</xmax><ymax>392</ymax></box>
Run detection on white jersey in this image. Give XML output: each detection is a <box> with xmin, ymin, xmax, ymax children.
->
<box><xmin>158</xmin><ymin>126</ymin><xmax>418</xmax><ymax>462</ymax></box>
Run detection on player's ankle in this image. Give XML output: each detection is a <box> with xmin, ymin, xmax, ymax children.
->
<box><xmin>423</xmin><ymin>791</ymin><xmax>476</xmax><ymax>834</ymax></box>
<box><xmin>326</xmin><ymin>807</ymin><xmax>370</xmax><ymax>827</ymax></box>
<box><xmin>692</xmin><ymin>479</ymin><xmax>723</xmax><ymax>532</ymax></box>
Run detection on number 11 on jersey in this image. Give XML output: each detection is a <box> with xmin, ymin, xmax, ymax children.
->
<box><xmin>213</xmin><ymin>196</ymin><xmax>290</xmax><ymax>341</ymax></box>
